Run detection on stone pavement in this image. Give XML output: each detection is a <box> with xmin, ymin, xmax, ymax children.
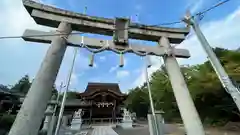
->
<box><xmin>114</xmin><ymin>126</ymin><xmax>150</xmax><ymax>135</ymax></box>
<box><xmin>57</xmin><ymin>124</ymin><xmax>240</xmax><ymax>135</ymax></box>
<box><xmin>114</xmin><ymin>124</ymin><xmax>185</xmax><ymax>135</ymax></box>
<box><xmin>91</xmin><ymin>126</ymin><xmax>118</xmax><ymax>135</ymax></box>
<box><xmin>58</xmin><ymin>128</ymin><xmax>89</xmax><ymax>135</ymax></box>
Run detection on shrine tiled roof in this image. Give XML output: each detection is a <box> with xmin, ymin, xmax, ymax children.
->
<box><xmin>0</xmin><ymin>89</ymin><xmax>11</xmax><ymax>95</ymax></box>
<box><xmin>80</xmin><ymin>82</ymin><xmax>126</xmax><ymax>97</ymax></box>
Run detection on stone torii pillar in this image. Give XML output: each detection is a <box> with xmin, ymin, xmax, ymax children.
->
<box><xmin>160</xmin><ymin>36</ymin><xmax>205</xmax><ymax>135</ymax></box>
<box><xmin>8</xmin><ymin>22</ymin><xmax>72</xmax><ymax>135</ymax></box>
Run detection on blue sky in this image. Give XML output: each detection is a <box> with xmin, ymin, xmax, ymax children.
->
<box><xmin>0</xmin><ymin>0</ymin><xmax>240</xmax><ymax>93</ymax></box>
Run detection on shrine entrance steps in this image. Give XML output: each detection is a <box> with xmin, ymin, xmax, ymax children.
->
<box><xmin>91</xmin><ymin>126</ymin><xmax>118</xmax><ymax>135</ymax></box>
<box><xmin>91</xmin><ymin>123</ymin><xmax>117</xmax><ymax>128</ymax></box>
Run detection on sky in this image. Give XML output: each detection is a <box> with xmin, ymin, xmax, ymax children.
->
<box><xmin>0</xmin><ymin>0</ymin><xmax>240</xmax><ymax>93</ymax></box>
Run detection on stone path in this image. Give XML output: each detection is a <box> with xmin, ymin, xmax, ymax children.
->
<box><xmin>91</xmin><ymin>126</ymin><xmax>118</xmax><ymax>135</ymax></box>
<box><xmin>114</xmin><ymin>124</ymin><xmax>184</xmax><ymax>135</ymax></box>
<box><xmin>58</xmin><ymin>124</ymin><xmax>240</xmax><ymax>135</ymax></box>
<box><xmin>58</xmin><ymin>128</ymin><xmax>89</xmax><ymax>135</ymax></box>
<box><xmin>114</xmin><ymin>126</ymin><xmax>150</xmax><ymax>135</ymax></box>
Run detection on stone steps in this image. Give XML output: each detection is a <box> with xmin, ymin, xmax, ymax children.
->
<box><xmin>91</xmin><ymin>126</ymin><xmax>118</xmax><ymax>135</ymax></box>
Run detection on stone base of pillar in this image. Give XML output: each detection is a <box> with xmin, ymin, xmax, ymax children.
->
<box><xmin>38</xmin><ymin>130</ymin><xmax>47</xmax><ymax>135</ymax></box>
<box><xmin>121</xmin><ymin>109</ymin><xmax>133</xmax><ymax>129</ymax></box>
<box><xmin>47</xmin><ymin>116</ymin><xmax>57</xmax><ymax>135</ymax></box>
<box><xmin>42</xmin><ymin>115</ymin><xmax>52</xmax><ymax>131</ymax></box>
<box><xmin>71</xmin><ymin>118</ymin><xmax>82</xmax><ymax>131</ymax></box>
<box><xmin>147</xmin><ymin>113</ymin><xmax>164</xmax><ymax>135</ymax></box>
<box><xmin>70</xmin><ymin>109</ymin><xmax>83</xmax><ymax>131</ymax></box>
<box><xmin>62</xmin><ymin>116</ymin><xmax>68</xmax><ymax>128</ymax></box>
<box><xmin>121</xmin><ymin>120</ymin><xmax>133</xmax><ymax>129</ymax></box>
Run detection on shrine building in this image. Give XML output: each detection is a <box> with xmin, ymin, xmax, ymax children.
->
<box><xmin>63</xmin><ymin>82</ymin><xmax>127</xmax><ymax>125</ymax></box>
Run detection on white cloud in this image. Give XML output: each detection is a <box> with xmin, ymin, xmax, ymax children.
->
<box><xmin>109</xmin><ymin>65</ymin><xmax>118</xmax><ymax>73</ymax></box>
<box><xmin>41</xmin><ymin>0</ymin><xmax>59</xmax><ymax>7</ymax></box>
<box><xmin>133</xmin><ymin>68</ymin><xmax>141</xmax><ymax>74</ymax></box>
<box><xmin>68</xmin><ymin>72</ymin><xmax>83</xmax><ymax>87</ymax></box>
<box><xmin>133</xmin><ymin>56</ymin><xmax>163</xmax><ymax>87</ymax></box>
<box><xmin>109</xmin><ymin>57</ymin><xmax>128</xmax><ymax>73</ymax></box>
<box><xmin>55</xmin><ymin>48</ymin><xmax>90</xmax><ymax>89</ymax></box>
<box><xmin>117</xmin><ymin>70</ymin><xmax>130</xmax><ymax>79</ymax></box>
<box><xmin>133</xmin><ymin>6</ymin><xmax>240</xmax><ymax>87</ymax></box>
<box><xmin>99</xmin><ymin>56</ymin><xmax>106</xmax><ymax>62</ymax></box>
<box><xmin>179</xmin><ymin>6</ymin><xmax>240</xmax><ymax>65</ymax></box>
<box><xmin>124</xmin><ymin>57</ymin><xmax>129</xmax><ymax>67</ymax></box>
<box><xmin>89</xmin><ymin>77</ymin><xmax>101</xmax><ymax>83</ymax></box>
<box><xmin>93</xmin><ymin>63</ymin><xmax>98</xmax><ymax>68</ymax></box>
<box><xmin>189</xmin><ymin>0</ymin><xmax>205</xmax><ymax>13</ymax></box>
<box><xmin>0</xmin><ymin>0</ymin><xmax>51</xmax><ymax>84</ymax></box>
<box><xmin>70</xmin><ymin>73</ymin><xmax>77</xmax><ymax>85</ymax></box>
<box><xmin>0</xmin><ymin>0</ymin><xmax>89</xmax><ymax>90</ymax></box>
<box><xmin>184</xmin><ymin>0</ymin><xmax>207</xmax><ymax>14</ymax></box>
<box><xmin>135</xmin><ymin>4</ymin><xmax>143</xmax><ymax>11</ymax></box>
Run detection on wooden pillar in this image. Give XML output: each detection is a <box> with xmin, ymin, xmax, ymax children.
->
<box><xmin>113</xmin><ymin>100</ymin><xmax>116</xmax><ymax>121</ymax></box>
<box><xmin>90</xmin><ymin>100</ymin><xmax>93</xmax><ymax>124</ymax></box>
<box><xmin>90</xmin><ymin>108</ymin><xmax>92</xmax><ymax>124</ymax></box>
<box><xmin>0</xmin><ymin>101</ymin><xmax>3</xmax><ymax>111</ymax></box>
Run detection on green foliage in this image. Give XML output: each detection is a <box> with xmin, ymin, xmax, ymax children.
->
<box><xmin>11</xmin><ymin>75</ymin><xmax>31</xmax><ymax>94</ymax></box>
<box><xmin>0</xmin><ymin>75</ymin><xmax>58</xmax><ymax>132</ymax></box>
<box><xmin>58</xmin><ymin>91</ymin><xmax>80</xmax><ymax>100</ymax></box>
<box><xmin>126</xmin><ymin>48</ymin><xmax>240</xmax><ymax>125</ymax></box>
<box><xmin>66</xmin><ymin>91</ymin><xmax>80</xmax><ymax>99</ymax></box>
<box><xmin>0</xmin><ymin>84</ymin><xmax>9</xmax><ymax>91</ymax></box>
<box><xmin>52</xmin><ymin>85</ymin><xmax>58</xmax><ymax>97</ymax></box>
<box><xmin>10</xmin><ymin>75</ymin><xmax>58</xmax><ymax>96</ymax></box>
<box><xmin>125</xmin><ymin>87</ymin><xmax>149</xmax><ymax>117</ymax></box>
<box><xmin>0</xmin><ymin>114</ymin><xmax>16</xmax><ymax>130</ymax></box>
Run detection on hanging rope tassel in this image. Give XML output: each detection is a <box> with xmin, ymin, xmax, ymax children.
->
<box><xmin>89</xmin><ymin>52</ymin><xmax>95</xmax><ymax>67</ymax></box>
<box><xmin>119</xmin><ymin>53</ymin><xmax>124</xmax><ymax>67</ymax></box>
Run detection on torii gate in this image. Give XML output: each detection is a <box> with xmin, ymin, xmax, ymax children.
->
<box><xmin>8</xmin><ymin>0</ymin><xmax>205</xmax><ymax>135</ymax></box>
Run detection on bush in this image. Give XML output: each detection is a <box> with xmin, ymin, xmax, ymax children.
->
<box><xmin>0</xmin><ymin>114</ymin><xmax>16</xmax><ymax>130</ymax></box>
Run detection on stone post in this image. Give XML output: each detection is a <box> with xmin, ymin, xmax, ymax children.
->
<box><xmin>62</xmin><ymin>116</ymin><xmax>68</xmax><ymax>127</ymax></box>
<box><xmin>121</xmin><ymin>108</ymin><xmax>133</xmax><ymax>129</ymax></box>
<box><xmin>147</xmin><ymin>111</ymin><xmax>164</xmax><ymax>135</ymax></box>
<box><xmin>148</xmin><ymin>114</ymin><xmax>155</xmax><ymax>135</ymax></box>
<box><xmin>71</xmin><ymin>109</ymin><xmax>83</xmax><ymax>131</ymax></box>
<box><xmin>42</xmin><ymin>115</ymin><xmax>52</xmax><ymax>131</ymax></box>
<box><xmin>160</xmin><ymin>36</ymin><xmax>205</xmax><ymax>135</ymax></box>
<box><xmin>42</xmin><ymin>96</ymin><xmax>56</xmax><ymax>132</ymax></box>
<box><xmin>8</xmin><ymin>22</ymin><xmax>72</xmax><ymax>135</ymax></box>
<box><xmin>48</xmin><ymin>115</ymin><xmax>57</xmax><ymax>135</ymax></box>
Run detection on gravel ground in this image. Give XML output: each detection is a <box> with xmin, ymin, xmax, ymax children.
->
<box><xmin>113</xmin><ymin>124</ymin><xmax>240</xmax><ymax>135</ymax></box>
<box><xmin>114</xmin><ymin>126</ymin><xmax>150</xmax><ymax>135</ymax></box>
<box><xmin>56</xmin><ymin>124</ymin><xmax>240</xmax><ymax>135</ymax></box>
<box><xmin>58</xmin><ymin>127</ymin><xmax>92</xmax><ymax>135</ymax></box>
<box><xmin>113</xmin><ymin>124</ymin><xmax>186</xmax><ymax>135</ymax></box>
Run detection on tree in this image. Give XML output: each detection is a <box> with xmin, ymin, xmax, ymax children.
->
<box><xmin>10</xmin><ymin>75</ymin><xmax>58</xmax><ymax>96</ymax></box>
<box><xmin>126</xmin><ymin>47</ymin><xmax>240</xmax><ymax>125</ymax></box>
<box><xmin>125</xmin><ymin>87</ymin><xmax>149</xmax><ymax>118</ymax></box>
<box><xmin>150</xmin><ymin>68</ymin><xmax>180</xmax><ymax>121</ymax></box>
<box><xmin>66</xmin><ymin>91</ymin><xmax>80</xmax><ymax>99</ymax></box>
<box><xmin>52</xmin><ymin>84</ymin><xmax>58</xmax><ymax>97</ymax></box>
<box><xmin>0</xmin><ymin>84</ymin><xmax>9</xmax><ymax>91</ymax></box>
<box><xmin>11</xmin><ymin>75</ymin><xmax>31</xmax><ymax>94</ymax></box>
<box><xmin>58</xmin><ymin>91</ymin><xmax>81</xmax><ymax>100</ymax></box>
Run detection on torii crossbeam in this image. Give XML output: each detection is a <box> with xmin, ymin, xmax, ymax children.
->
<box><xmin>22</xmin><ymin>29</ymin><xmax>190</xmax><ymax>58</ymax></box>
